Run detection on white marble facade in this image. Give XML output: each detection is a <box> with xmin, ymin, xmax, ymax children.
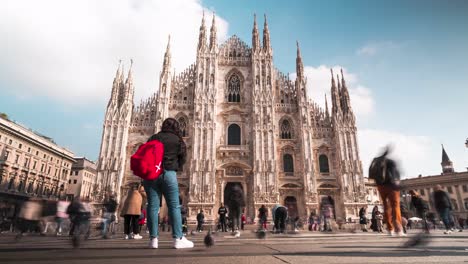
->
<box><xmin>96</xmin><ymin>14</ymin><xmax>367</xmax><ymax>222</ymax></box>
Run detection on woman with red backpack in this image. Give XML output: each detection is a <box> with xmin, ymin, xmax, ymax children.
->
<box><xmin>142</xmin><ymin>118</ymin><xmax>194</xmax><ymax>249</ymax></box>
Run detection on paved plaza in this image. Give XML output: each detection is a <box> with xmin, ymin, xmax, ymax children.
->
<box><xmin>0</xmin><ymin>230</ymin><xmax>467</xmax><ymax>264</ymax></box>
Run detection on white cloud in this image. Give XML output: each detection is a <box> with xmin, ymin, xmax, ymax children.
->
<box><xmin>290</xmin><ymin>65</ymin><xmax>375</xmax><ymax>119</ymax></box>
<box><xmin>358</xmin><ymin>129</ymin><xmax>441</xmax><ymax>179</ymax></box>
<box><xmin>0</xmin><ymin>0</ymin><xmax>229</xmax><ymax>105</ymax></box>
<box><xmin>357</xmin><ymin>41</ymin><xmax>400</xmax><ymax>56</ymax></box>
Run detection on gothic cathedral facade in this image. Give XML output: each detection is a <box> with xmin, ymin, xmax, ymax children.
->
<box><xmin>96</xmin><ymin>14</ymin><xmax>366</xmax><ymax>222</ymax></box>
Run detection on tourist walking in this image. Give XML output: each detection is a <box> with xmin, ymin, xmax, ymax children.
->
<box><xmin>55</xmin><ymin>198</ymin><xmax>69</xmax><ymax>236</ymax></box>
<box><xmin>370</xmin><ymin>206</ymin><xmax>378</xmax><ymax>232</ymax></box>
<box><xmin>258</xmin><ymin>205</ymin><xmax>268</xmax><ymax>230</ymax></box>
<box><xmin>227</xmin><ymin>184</ymin><xmax>245</xmax><ymax>237</ymax></box>
<box><xmin>272</xmin><ymin>204</ymin><xmax>288</xmax><ymax>234</ymax></box>
<box><xmin>321</xmin><ymin>202</ymin><xmax>333</xmax><ymax>232</ymax></box>
<box><xmin>218</xmin><ymin>203</ymin><xmax>228</xmax><ymax>232</ymax></box>
<box><xmin>369</xmin><ymin>146</ymin><xmax>404</xmax><ymax>236</ymax></box>
<box><xmin>67</xmin><ymin>198</ymin><xmax>92</xmax><ymax>248</ymax></box>
<box><xmin>433</xmin><ymin>184</ymin><xmax>454</xmax><ymax>234</ymax></box>
<box><xmin>101</xmin><ymin>193</ymin><xmax>118</xmax><ymax>239</ymax></box>
<box><xmin>409</xmin><ymin>190</ymin><xmax>430</xmax><ymax>233</ymax></box>
<box><xmin>359</xmin><ymin>206</ymin><xmax>368</xmax><ymax>232</ymax></box>
<box><xmin>142</xmin><ymin>118</ymin><xmax>194</xmax><ymax>249</ymax></box>
<box><xmin>196</xmin><ymin>210</ymin><xmax>205</xmax><ymax>232</ymax></box>
<box><xmin>120</xmin><ymin>184</ymin><xmax>144</xmax><ymax>240</ymax></box>
<box><xmin>16</xmin><ymin>198</ymin><xmax>42</xmax><ymax>238</ymax></box>
<box><xmin>375</xmin><ymin>210</ymin><xmax>384</xmax><ymax>233</ymax></box>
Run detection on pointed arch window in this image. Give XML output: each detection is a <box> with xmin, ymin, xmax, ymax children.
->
<box><xmin>178</xmin><ymin>117</ymin><xmax>188</xmax><ymax>137</ymax></box>
<box><xmin>280</xmin><ymin>120</ymin><xmax>293</xmax><ymax>139</ymax></box>
<box><xmin>227</xmin><ymin>74</ymin><xmax>241</xmax><ymax>102</ymax></box>
<box><xmin>227</xmin><ymin>124</ymin><xmax>241</xmax><ymax>145</ymax></box>
<box><xmin>283</xmin><ymin>154</ymin><xmax>294</xmax><ymax>173</ymax></box>
<box><xmin>319</xmin><ymin>154</ymin><xmax>330</xmax><ymax>173</ymax></box>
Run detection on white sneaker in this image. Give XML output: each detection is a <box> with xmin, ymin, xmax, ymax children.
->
<box><xmin>149</xmin><ymin>237</ymin><xmax>158</xmax><ymax>248</ymax></box>
<box><xmin>124</xmin><ymin>235</ymin><xmax>130</xmax><ymax>240</ymax></box>
<box><xmin>234</xmin><ymin>231</ymin><xmax>240</xmax><ymax>238</ymax></box>
<box><xmin>444</xmin><ymin>230</ymin><xmax>452</xmax><ymax>234</ymax></box>
<box><xmin>396</xmin><ymin>231</ymin><xmax>407</xmax><ymax>237</ymax></box>
<box><xmin>388</xmin><ymin>230</ymin><xmax>395</xmax><ymax>236</ymax></box>
<box><xmin>294</xmin><ymin>228</ymin><xmax>299</xmax><ymax>232</ymax></box>
<box><xmin>174</xmin><ymin>236</ymin><xmax>194</xmax><ymax>249</ymax></box>
<box><xmin>133</xmin><ymin>234</ymin><xmax>143</xmax><ymax>239</ymax></box>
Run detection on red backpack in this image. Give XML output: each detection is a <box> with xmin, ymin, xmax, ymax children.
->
<box><xmin>130</xmin><ymin>140</ymin><xmax>164</xmax><ymax>180</ymax></box>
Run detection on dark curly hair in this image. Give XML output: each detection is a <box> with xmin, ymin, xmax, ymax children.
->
<box><xmin>161</xmin><ymin>118</ymin><xmax>182</xmax><ymax>138</ymax></box>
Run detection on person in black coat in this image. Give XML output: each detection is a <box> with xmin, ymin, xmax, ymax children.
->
<box><xmin>409</xmin><ymin>190</ymin><xmax>430</xmax><ymax>233</ymax></box>
<box><xmin>433</xmin><ymin>184</ymin><xmax>454</xmax><ymax>233</ymax></box>
<box><xmin>370</xmin><ymin>206</ymin><xmax>379</xmax><ymax>232</ymax></box>
<box><xmin>227</xmin><ymin>184</ymin><xmax>245</xmax><ymax>236</ymax></box>
<box><xmin>196</xmin><ymin>210</ymin><xmax>205</xmax><ymax>232</ymax></box>
<box><xmin>359</xmin><ymin>207</ymin><xmax>368</xmax><ymax>232</ymax></box>
<box><xmin>218</xmin><ymin>203</ymin><xmax>228</xmax><ymax>232</ymax></box>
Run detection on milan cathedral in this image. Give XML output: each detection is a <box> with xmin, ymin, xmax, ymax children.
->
<box><xmin>96</xmin><ymin>14</ymin><xmax>366</xmax><ymax>222</ymax></box>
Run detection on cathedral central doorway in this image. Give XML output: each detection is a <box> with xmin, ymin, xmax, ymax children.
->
<box><xmin>284</xmin><ymin>196</ymin><xmax>298</xmax><ymax>219</ymax></box>
<box><xmin>320</xmin><ymin>195</ymin><xmax>336</xmax><ymax>219</ymax></box>
<box><xmin>223</xmin><ymin>182</ymin><xmax>243</xmax><ymax>206</ymax></box>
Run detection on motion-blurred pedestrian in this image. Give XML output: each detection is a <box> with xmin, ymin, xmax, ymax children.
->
<box><xmin>369</xmin><ymin>146</ymin><xmax>404</xmax><ymax>236</ymax></box>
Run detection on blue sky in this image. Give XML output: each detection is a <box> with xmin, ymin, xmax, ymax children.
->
<box><xmin>1</xmin><ymin>0</ymin><xmax>467</xmax><ymax>178</ymax></box>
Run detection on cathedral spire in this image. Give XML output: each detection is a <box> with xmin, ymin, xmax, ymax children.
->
<box><xmin>209</xmin><ymin>12</ymin><xmax>217</xmax><ymax>51</ymax></box>
<box><xmin>197</xmin><ymin>11</ymin><xmax>207</xmax><ymax>52</ymax></box>
<box><xmin>162</xmin><ymin>35</ymin><xmax>171</xmax><ymax>74</ymax></box>
<box><xmin>126</xmin><ymin>59</ymin><xmax>133</xmax><ymax>84</ymax></box>
<box><xmin>252</xmin><ymin>13</ymin><xmax>260</xmax><ymax>52</ymax></box>
<box><xmin>296</xmin><ymin>41</ymin><xmax>304</xmax><ymax>80</ymax></box>
<box><xmin>325</xmin><ymin>93</ymin><xmax>330</xmax><ymax>119</ymax></box>
<box><xmin>340</xmin><ymin>68</ymin><xmax>352</xmax><ymax>113</ymax></box>
<box><xmin>114</xmin><ymin>60</ymin><xmax>122</xmax><ymax>84</ymax></box>
<box><xmin>331</xmin><ymin>69</ymin><xmax>341</xmax><ymax>114</ymax></box>
<box><xmin>263</xmin><ymin>14</ymin><xmax>271</xmax><ymax>53</ymax></box>
<box><xmin>441</xmin><ymin>144</ymin><xmax>455</xmax><ymax>173</ymax></box>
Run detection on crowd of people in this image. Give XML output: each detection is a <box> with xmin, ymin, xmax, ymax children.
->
<box><xmin>1</xmin><ymin>121</ymin><xmax>466</xmax><ymax>250</ymax></box>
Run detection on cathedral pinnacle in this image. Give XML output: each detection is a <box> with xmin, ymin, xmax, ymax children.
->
<box><xmin>325</xmin><ymin>93</ymin><xmax>330</xmax><ymax>118</ymax></box>
<box><xmin>198</xmin><ymin>12</ymin><xmax>207</xmax><ymax>52</ymax></box>
<box><xmin>296</xmin><ymin>41</ymin><xmax>304</xmax><ymax>80</ymax></box>
<box><xmin>209</xmin><ymin>12</ymin><xmax>217</xmax><ymax>51</ymax></box>
<box><xmin>163</xmin><ymin>35</ymin><xmax>171</xmax><ymax>72</ymax></box>
<box><xmin>263</xmin><ymin>14</ymin><xmax>271</xmax><ymax>52</ymax></box>
<box><xmin>126</xmin><ymin>59</ymin><xmax>133</xmax><ymax>84</ymax></box>
<box><xmin>331</xmin><ymin>69</ymin><xmax>341</xmax><ymax>115</ymax></box>
<box><xmin>252</xmin><ymin>13</ymin><xmax>260</xmax><ymax>51</ymax></box>
<box><xmin>114</xmin><ymin>59</ymin><xmax>122</xmax><ymax>83</ymax></box>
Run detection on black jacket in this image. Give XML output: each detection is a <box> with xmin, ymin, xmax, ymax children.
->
<box><xmin>218</xmin><ymin>206</ymin><xmax>228</xmax><ymax>218</ymax></box>
<box><xmin>433</xmin><ymin>190</ymin><xmax>452</xmax><ymax>211</ymax></box>
<box><xmin>104</xmin><ymin>198</ymin><xmax>118</xmax><ymax>213</ymax></box>
<box><xmin>197</xmin><ymin>212</ymin><xmax>204</xmax><ymax>223</ymax></box>
<box><xmin>148</xmin><ymin>131</ymin><xmax>186</xmax><ymax>171</ymax></box>
<box><xmin>383</xmin><ymin>159</ymin><xmax>400</xmax><ymax>187</ymax></box>
<box><xmin>410</xmin><ymin>196</ymin><xmax>429</xmax><ymax>213</ymax></box>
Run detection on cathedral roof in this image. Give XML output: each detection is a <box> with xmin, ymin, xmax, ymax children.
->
<box><xmin>219</xmin><ymin>35</ymin><xmax>252</xmax><ymax>58</ymax></box>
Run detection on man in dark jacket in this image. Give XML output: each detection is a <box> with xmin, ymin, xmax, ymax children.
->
<box><xmin>196</xmin><ymin>210</ymin><xmax>204</xmax><ymax>232</ymax></box>
<box><xmin>227</xmin><ymin>184</ymin><xmax>245</xmax><ymax>237</ymax></box>
<box><xmin>101</xmin><ymin>193</ymin><xmax>118</xmax><ymax>238</ymax></box>
<box><xmin>433</xmin><ymin>184</ymin><xmax>454</xmax><ymax>234</ymax></box>
<box><xmin>409</xmin><ymin>190</ymin><xmax>430</xmax><ymax>233</ymax></box>
<box><xmin>371</xmin><ymin>146</ymin><xmax>404</xmax><ymax>236</ymax></box>
<box><xmin>218</xmin><ymin>203</ymin><xmax>228</xmax><ymax>232</ymax></box>
<box><xmin>258</xmin><ymin>205</ymin><xmax>268</xmax><ymax>230</ymax></box>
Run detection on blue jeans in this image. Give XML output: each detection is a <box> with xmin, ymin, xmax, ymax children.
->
<box><xmin>143</xmin><ymin>170</ymin><xmax>183</xmax><ymax>239</ymax></box>
<box><xmin>438</xmin><ymin>207</ymin><xmax>452</xmax><ymax>230</ymax></box>
<box><xmin>101</xmin><ymin>213</ymin><xmax>113</xmax><ymax>237</ymax></box>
